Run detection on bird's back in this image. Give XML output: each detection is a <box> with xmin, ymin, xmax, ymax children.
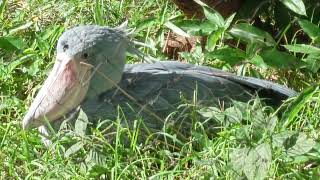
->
<box><xmin>80</xmin><ymin>61</ymin><xmax>296</xmax><ymax>134</ymax></box>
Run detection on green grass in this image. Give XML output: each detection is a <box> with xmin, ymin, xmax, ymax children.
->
<box><xmin>1</xmin><ymin>0</ymin><xmax>320</xmax><ymax>179</ymax></box>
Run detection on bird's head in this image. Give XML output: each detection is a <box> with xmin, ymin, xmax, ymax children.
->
<box><xmin>23</xmin><ymin>24</ymin><xmax>128</xmax><ymax>129</ymax></box>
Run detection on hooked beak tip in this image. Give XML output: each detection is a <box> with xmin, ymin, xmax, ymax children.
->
<box><xmin>22</xmin><ymin>116</ymin><xmax>32</xmax><ymax>130</ymax></box>
<box><xmin>22</xmin><ymin>110</ymin><xmax>37</xmax><ymax>130</ymax></box>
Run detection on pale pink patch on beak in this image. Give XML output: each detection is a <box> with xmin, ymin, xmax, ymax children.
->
<box><xmin>23</xmin><ymin>53</ymin><xmax>92</xmax><ymax>129</ymax></box>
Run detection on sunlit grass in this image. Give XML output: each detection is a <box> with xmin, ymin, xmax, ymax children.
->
<box><xmin>1</xmin><ymin>0</ymin><xmax>320</xmax><ymax>179</ymax></box>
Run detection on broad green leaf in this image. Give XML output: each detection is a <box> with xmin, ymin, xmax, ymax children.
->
<box><xmin>313</xmin><ymin>143</ymin><xmax>320</xmax><ymax>154</ymax></box>
<box><xmin>199</xmin><ymin>21</ymin><xmax>219</xmax><ymax>35</ymax></box>
<box><xmin>64</xmin><ymin>141</ymin><xmax>84</xmax><ymax>158</ymax></box>
<box><xmin>282</xmin><ymin>85</ymin><xmax>319</xmax><ymax>125</ymax></box>
<box><xmin>266</xmin><ymin>116</ymin><xmax>278</xmax><ymax>134</ymax></box>
<box><xmin>246</xmin><ymin>42</ymin><xmax>261</xmax><ymax>57</ymax></box>
<box><xmin>88</xmin><ymin>164</ymin><xmax>108</xmax><ymax>178</ymax></box>
<box><xmin>298</xmin><ymin>19</ymin><xmax>320</xmax><ymax>41</ymax></box>
<box><xmin>224</xmin><ymin>13</ymin><xmax>236</xmax><ymax>29</ymax></box>
<box><xmin>302</xmin><ymin>54</ymin><xmax>320</xmax><ymax>73</ymax></box>
<box><xmin>0</xmin><ymin>36</ymin><xmax>25</xmax><ymax>51</ymax></box>
<box><xmin>225</xmin><ymin>106</ymin><xmax>243</xmax><ymax>123</ymax></box>
<box><xmin>174</xmin><ymin>19</ymin><xmax>218</xmax><ymax>36</ymax></box>
<box><xmin>206</xmin><ymin>28</ymin><xmax>224</xmax><ymax>51</ymax></box>
<box><xmin>85</xmin><ymin>150</ymin><xmax>106</xmax><ymax>166</ymax></box>
<box><xmin>173</xmin><ymin>20</ymin><xmax>202</xmax><ymax>32</ymax></box>
<box><xmin>291</xmin><ymin>155</ymin><xmax>313</xmax><ymax>164</ymax></box>
<box><xmin>75</xmin><ymin>109</ymin><xmax>89</xmax><ymax>136</ymax></box>
<box><xmin>6</xmin><ymin>54</ymin><xmax>35</xmax><ymax>73</ymax></box>
<box><xmin>164</xmin><ymin>21</ymin><xmax>190</xmax><ymax>38</ymax></box>
<box><xmin>244</xmin><ymin>143</ymin><xmax>272</xmax><ymax>180</ymax></box>
<box><xmin>84</xmin><ymin>150</ymin><xmax>108</xmax><ymax>177</ymax></box>
<box><xmin>135</xmin><ymin>17</ymin><xmax>157</xmax><ymax>32</ymax></box>
<box><xmin>203</xmin><ymin>6</ymin><xmax>225</xmax><ymax>28</ymax></box>
<box><xmin>283</xmin><ymin>133</ymin><xmax>299</xmax><ymax>150</ymax></box>
<box><xmin>230</xmin><ymin>144</ymin><xmax>272</xmax><ymax>180</ymax></box>
<box><xmin>235</xmin><ymin>126</ymin><xmax>250</xmax><ymax>141</ymax></box>
<box><xmin>197</xmin><ymin>107</ymin><xmax>223</xmax><ymax>119</ymax></box>
<box><xmin>260</xmin><ymin>48</ymin><xmax>297</xmax><ymax>69</ymax></box>
<box><xmin>230</xmin><ymin>147</ymin><xmax>249</xmax><ymax>173</ymax></box>
<box><xmin>283</xmin><ymin>44</ymin><xmax>320</xmax><ymax>54</ymax></box>
<box><xmin>206</xmin><ymin>47</ymin><xmax>247</xmax><ymax>66</ymax></box>
<box><xmin>26</xmin><ymin>58</ymin><xmax>42</xmax><ymax>76</ymax></box>
<box><xmin>279</xmin><ymin>0</ymin><xmax>306</xmax><ymax>16</ymax></box>
<box><xmin>250</xmin><ymin>54</ymin><xmax>268</xmax><ymax>69</ymax></box>
<box><xmin>251</xmin><ymin>107</ymin><xmax>269</xmax><ymax>130</ymax></box>
<box><xmin>229</xmin><ymin>23</ymin><xmax>276</xmax><ymax>47</ymax></box>
<box><xmin>194</xmin><ymin>0</ymin><xmax>225</xmax><ymax>28</ymax></box>
<box><xmin>287</xmin><ymin>133</ymin><xmax>316</xmax><ymax>156</ymax></box>
<box><xmin>193</xmin><ymin>0</ymin><xmax>208</xmax><ymax>7</ymax></box>
<box><xmin>192</xmin><ymin>131</ymin><xmax>209</xmax><ymax>148</ymax></box>
<box><xmin>272</xmin><ymin>131</ymin><xmax>296</xmax><ymax>148</ymax></box>
<box><xmin>35</xmin><ymin>34</ymin><xmax>50</xmax><ymax>55</ymax></box>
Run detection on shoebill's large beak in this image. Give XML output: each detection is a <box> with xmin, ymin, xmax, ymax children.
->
<box><xmin>22</xmin><ymin>53</ymin><xmax>92</xmax><ymax>129</ymax></box>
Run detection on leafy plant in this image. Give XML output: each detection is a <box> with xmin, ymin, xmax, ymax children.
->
<box><xmin>166</xmin><ymin>0</ymin><xmax>320</xmax><ymax>75</ymax></box>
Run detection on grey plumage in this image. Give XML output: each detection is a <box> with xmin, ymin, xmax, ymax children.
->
<box><xmin>79</xmin><ymin>61</ymin><xmax>296</xmax><ymax>132</ymax></box>
<box><xmin>57</xmin><ymin>25</ymin><xmax>129</xmax><ymax>99</ymax></box>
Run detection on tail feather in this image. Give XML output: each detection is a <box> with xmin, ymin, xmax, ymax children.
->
<box><xmin>124</xmin><ymin>61</ymin><xmax>297</xmax><ymax>106</ymax></box>
<box><xmin>208</xmin><ymin>74</ymin><xmax>297</xmax><ymax>106</ymax></box>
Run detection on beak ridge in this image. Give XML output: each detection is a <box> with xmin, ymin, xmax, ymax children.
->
<box><xmin>22</xmin><ymin>53</ymin><xmax>92</xmax><ymax>129</ymax></box>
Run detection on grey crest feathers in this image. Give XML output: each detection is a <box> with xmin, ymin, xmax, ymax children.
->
<box><xmin>115</xmin><ymin>20</ymin><xmax>129</xmax><ymax>32</ymax></box>
<box><xmin>57</xmin><ymin>25</ymin><xmax>129</xmax><ymax>62</ymax></box>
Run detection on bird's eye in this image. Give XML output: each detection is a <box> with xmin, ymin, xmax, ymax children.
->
<box><xmin>83</xmin><ymin>53</ymin><xmax>89</xmax><ymax>59</ymax></box>
<box><xmin>63</xmin><ymin>44</ymin><xmax>69</xmax><ymax>52</ymax></box>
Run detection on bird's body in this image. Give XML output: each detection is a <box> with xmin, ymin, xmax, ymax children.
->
<box><xmin>77</xmin><ymin>61</ymin><xmax>296</xmax><ymax>136</ymax></box>
<box><xmin>83</xmin><ymin>61</ymin><xmax>295</xmax><ymax>120</ymax></box>
<box><xmin>22</xmin><ymin>24</ymin><xmax>297</xmax><ymax>143</ymax></box>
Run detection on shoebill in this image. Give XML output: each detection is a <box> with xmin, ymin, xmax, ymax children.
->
<box><xmin>22</xmin><ymin>24</ymin><xmax>297</xmax><ymax>143</ymax></box>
